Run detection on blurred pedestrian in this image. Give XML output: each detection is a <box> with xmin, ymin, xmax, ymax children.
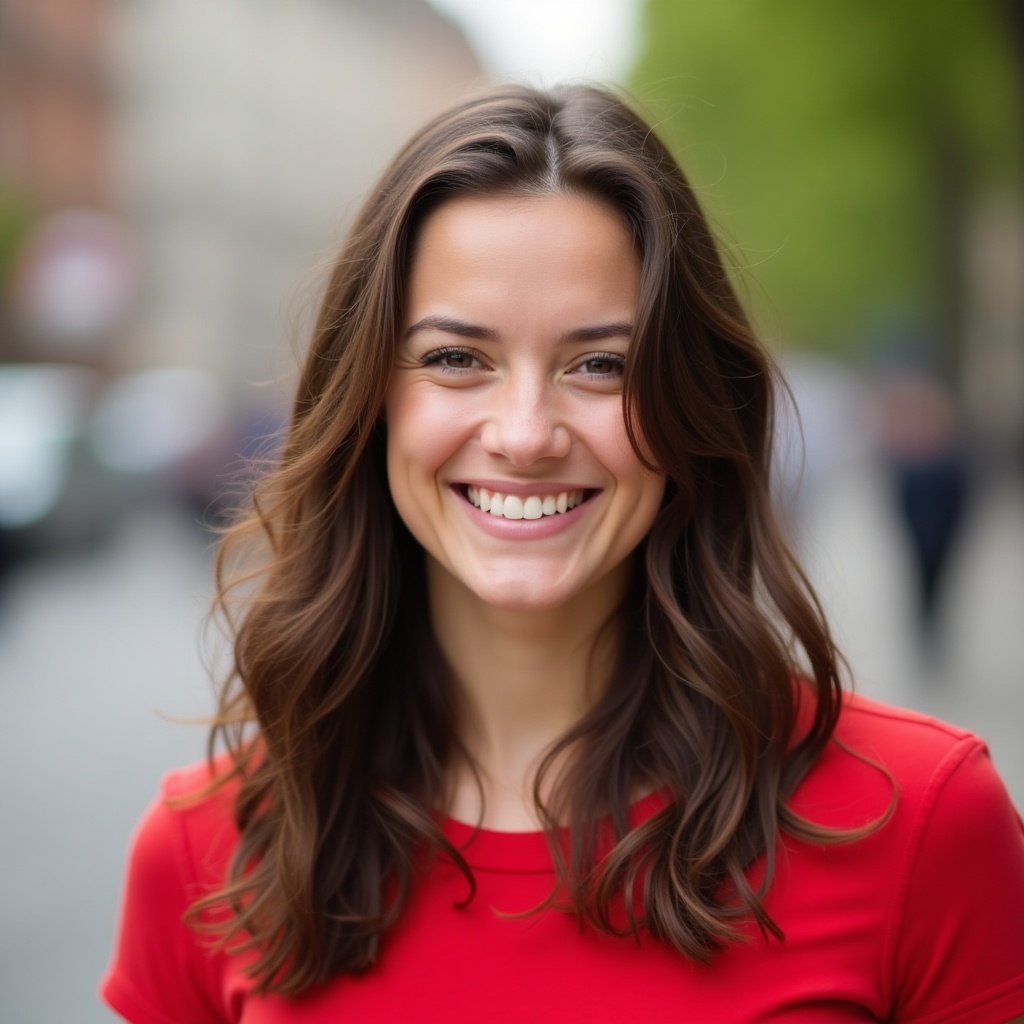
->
<box><xmin>876</xmin><ymin>369</ymin><xmax>970</xmax><ymax>650</ymax></box>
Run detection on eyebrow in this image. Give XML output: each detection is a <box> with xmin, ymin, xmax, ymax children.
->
<box><xmin>561</xmin><ymin>322</ymin><xmax>634</xmax><ymax>343</ymax></box>
<box><xmin>404</xmin><ymin>315</ymin><xmax>497</xmax><ymax>341</ymax></box>
<box><xmin>403</xmin><ymin>315</ymin><xmax>633</xmax><ymax>343</ymax></box>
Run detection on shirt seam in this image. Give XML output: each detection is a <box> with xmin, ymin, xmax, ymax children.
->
<box><xmin>896</xmin><ymin>971</ymin><xmax>1024</xmax><ymax>1023</ymax></box>
<box><xmin>166</xmin><ymin>774</ymin><xmax>230</xmax><ymax>1023</ymax></box>
<box><xmin>879</xmin><ymin>734</ymin><xmax>986</xmax><ymax>1013</ymax></box>
<box><xmin>843</xmin><ymin>696</ymin><xmax>972</xmax><ymax>741</ymax></box>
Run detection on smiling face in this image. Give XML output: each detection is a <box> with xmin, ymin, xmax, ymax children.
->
<box><xmin>385</xmin><ymin>192</ymin><xmax>666</xmax><ymax>614</ymax></box>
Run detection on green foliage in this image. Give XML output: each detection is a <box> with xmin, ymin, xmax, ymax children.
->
<box><xmin>628</xmin><ymin>0</ymin><xmax>1022</xmax><ymax>351</ymax></box>
<box><xmin>0</xmin><ymin>185</ymin><xmax>36</xmax><ymax>283</ymax></box>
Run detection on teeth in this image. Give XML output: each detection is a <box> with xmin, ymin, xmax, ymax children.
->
<box><xmin>465</xmin><ymin>487</ymin><xmax>587</xmax><ymax>520</ymax></box>
<box><xmin>503</xmin><ymin>495</ymin><xmax>524</xmax><ymax>520</ymax></box>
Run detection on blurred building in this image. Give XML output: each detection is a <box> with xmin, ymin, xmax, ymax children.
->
<box><xmin>113</xmin><ymin>0</ymin><xmax>484</xmax><ymax>400</ymax></box>
<box><xmin>0</xmin><ymin>0</ymin><xmax>118</xmax><ymax>361</ymax></box>
<box><xmin>0</xmin><ymin>0</ymin><xmax>113</xmax><ymax>208</ymax></box>
<box><xmin>0</xmin><ymin>0</ymin><xmax>484</xmax><ymax>554</ymax></box>
<box><xmin>2</xmin><ymin>0</ymin><xmax>484</xmax><ymax>386</ymax></box>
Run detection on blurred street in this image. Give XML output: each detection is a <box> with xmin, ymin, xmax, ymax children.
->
<box><xmin>0</xmin><ymin>504</ymin><xmax>216</xmax><ymax>1024</ymax></box>
<box><xmin>0</xmin><ymin>461</ymin><xmax>1022</xmax><ymax>1023</ymax></box>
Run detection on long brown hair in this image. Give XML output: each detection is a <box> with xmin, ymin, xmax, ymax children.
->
<box><xmin>194</xmin><ymin>83</ymin><xmax>856</xmax><ymax>996</ymax></box>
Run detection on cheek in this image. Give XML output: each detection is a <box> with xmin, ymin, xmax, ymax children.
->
<box><xmin>591</xmin><ymin>407</ymin><xmax>667</xmax><ymax>517</ymax></box>
<box><xmin>586</xmin><ymin>404</ymin><xmax>652</xmax><ymax>478</ymax></box>
<box><xmin>384</xmin><ymin>391</ymin><xmax>433</xmax><ymax>545</ymax></box>
<box><xmin>385</xmin><ymin>383</ymin><xmax>465</xmax><ymax>492</ymax></box>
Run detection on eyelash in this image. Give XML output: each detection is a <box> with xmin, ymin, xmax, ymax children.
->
<box><xmin>573</xmin><ymin>352</ymin><xmax>626</xmax><ymax>377</ymax></box>
<box><xmin>419</xmin><ymin>347</ymin><xmax>626</xmax><ymax>378</ymax></box>
<box><xmin>419</xmin><ymin>346</ymin><xmax>483</xmax><ymax>373</ymax></box>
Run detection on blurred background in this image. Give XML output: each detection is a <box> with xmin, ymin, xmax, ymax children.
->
<box><xmin>0</xmin><ymin>1</ymin><xmax>1020</xmax><ymax>1020</ymax></box>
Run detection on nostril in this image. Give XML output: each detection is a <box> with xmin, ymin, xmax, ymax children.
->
<box><xmin>478</xmin><ymin>405</ymin><xmax>571</xmax><ymax>464</ymax></box>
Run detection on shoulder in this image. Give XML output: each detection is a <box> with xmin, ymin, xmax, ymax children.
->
<box><xmin>825</xmin><ymin>689</ymin><xmax>1022</xmax><ymax>855</ymax></box>
<box><xmin>838</xmin><ymin>691</ymin><xmax>992</xmax><ymax>799</ymax></box>
<box><xmin>792</xmin><ymin>692</ymin><xmax>1024</xmax><ymax>1020</ymax></box>
<box><xmin>788</xmin><ymin>690</ymin><xmax>1023</xmax><ymax>890</ymax></box>
<box><xmin>833</xmin><ymin>690</ymin><xmax>982</xmax><ymax>764</ymax></box>
<box><xmin>101</xmin><ymin>756</ymin><xmax>244</xmax><ymax>1023</ymax></box>
<box><xmin>791</xmin><ymin>690</ymin><xmax>997</xmax><ymax>827</ymax></box>
<box><xmin>131</xmin><ymin>754</ymin><xmax>242</xmax><ymax>893</ymax></box>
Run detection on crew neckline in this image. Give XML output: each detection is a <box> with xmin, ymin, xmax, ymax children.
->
<box><xmin>440</xmin><ymin>788</ymin><xmax>668</xmax><ymax>873</ymax></box>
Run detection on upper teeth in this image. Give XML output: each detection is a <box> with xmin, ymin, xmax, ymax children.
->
<box><xmin>466</xmin><ymin>486</ymin><xmax>586</xmax><ymax>520</ymax></box>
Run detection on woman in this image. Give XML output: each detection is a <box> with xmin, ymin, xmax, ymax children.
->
<box><xmin>102</xmin><ymin>84</ymin><xmax>1024</xmax><ymax>1022</ymax></box>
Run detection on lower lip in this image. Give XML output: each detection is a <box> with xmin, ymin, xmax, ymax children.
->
<box><xmin>454</xmin><ymin>489</ymin><xmax>595</xmax><ymax>539</ymax></box>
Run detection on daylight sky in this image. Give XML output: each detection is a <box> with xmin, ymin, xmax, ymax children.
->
<box><xmin>426</xmin><ymin>0</ymin><xmax>641</xmax><ymax>86</ymax></box>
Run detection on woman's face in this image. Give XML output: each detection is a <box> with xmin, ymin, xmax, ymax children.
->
<box><xmin>385</xmin><ymin>192</ymin><xmax>665</xmax><ymax>613</ymax></box>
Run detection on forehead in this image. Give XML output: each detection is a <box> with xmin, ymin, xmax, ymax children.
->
<box><xmin>410</xmin><ymin>190</ymin><xmax>633</xmax><ymax>253</ymax></box>
<box><xmin>403</xmin><ymin>192</ymin><xmax>640</xmax><ymax>333</ymax></box>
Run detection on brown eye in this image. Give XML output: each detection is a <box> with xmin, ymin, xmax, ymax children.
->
<box><xmin>421</xmin><ymin>347</ymin><xmax>482</xmax><ymax>371</ymax></box>
<box><xmin>575</xmin><ymin>353</ymin><xmax>625</xmax><ymax>377</ymax></box>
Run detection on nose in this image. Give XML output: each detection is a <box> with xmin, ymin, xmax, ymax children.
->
<box><xmin>479</xmin><ymin>374</ymin><xmax>571</xmax><ymax>467</ymax></box>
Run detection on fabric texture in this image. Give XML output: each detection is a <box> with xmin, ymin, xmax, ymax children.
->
<box><xmin>101</xmin><ymin>693</ymin><xmax>1024</xmax><ymax>1023</ymax></box>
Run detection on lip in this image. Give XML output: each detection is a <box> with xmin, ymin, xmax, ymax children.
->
<box><xmin>450</xmin><ymin>483</ymin><xmax>598</xmax><ymax>539</ymax></box>
<box><xmin>455</xmin><ymin>479</ymin><xmax>594</xmax><ymax>497</ymax></box>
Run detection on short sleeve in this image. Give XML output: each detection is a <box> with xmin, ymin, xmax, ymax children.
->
<box><xmin>888</xmin><ymin>739</ymin><xmax>1024</xmax><ymax>1023</ymax></box>
<box><xmin>100</xmin><ymin>786</ymin><xmax>228</xmax><ymax>1024</ymax></box>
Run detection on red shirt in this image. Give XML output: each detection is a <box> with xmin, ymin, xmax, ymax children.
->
<box><xmin>102</xmin><ymin>694</ymin><xmax>1024</xmax><ymax>1022</ymax></box>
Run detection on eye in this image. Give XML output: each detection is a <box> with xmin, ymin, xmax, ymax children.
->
<box><xmin>420</xmin><ymin>346</ymin><xmax>485</xmax><ymax>372</ymax></box>
<box><xmin>572</xmin><ymin>352</ymin><xmax>626</xmax><ymax>378</ymax></box>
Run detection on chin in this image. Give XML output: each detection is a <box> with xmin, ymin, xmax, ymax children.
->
<box><xmin>428</xmin><ymin>551</ymin><xmax>629</xmax><ymax>617</ymax></box>
<box><xmin>466</xmin><ymin>575</ymin><xmax>577</xmax><ymax>613</ymax></box>
<box><xmin>463</xmin><ymin>556</ymin><xmax>628</xmax><ymax>615</ymax></box>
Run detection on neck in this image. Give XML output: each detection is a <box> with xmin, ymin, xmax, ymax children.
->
<box><xmin>427</xmin><ymin>559</ymin><xmax>627</xmax><ymax>829</ymax></box>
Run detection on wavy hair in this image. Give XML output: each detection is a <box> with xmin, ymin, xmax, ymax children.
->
<box><xmin>193</xmin><ymin>83</ymin><xmax>858</xmax><ymax>997</ymax></box>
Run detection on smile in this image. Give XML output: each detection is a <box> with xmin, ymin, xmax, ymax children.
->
<box><xmin>464</xmin><ymin>485</ymin><xmax>589</xmax><ymax>521</ymax></box>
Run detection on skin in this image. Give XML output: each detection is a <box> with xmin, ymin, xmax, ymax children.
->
<box><xmin>385</xmin><ymin>192</ymin><xmax>665</xmax><ymax>828</ymax></box>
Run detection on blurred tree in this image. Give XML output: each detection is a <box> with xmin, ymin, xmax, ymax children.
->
<box><xmin>628</xmin><ymin>0</ymin><xmax>1022</xmax><ymax>371</ymax></box>
<box><xmin>0</xmin><ymin>186</ymin><xmax>37</xmax><ymax>359</ymax></box>
<box><xmin>0</xmin><ymin>187</ymin><xmax>34</xmax><ymax>281</ymax></box>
